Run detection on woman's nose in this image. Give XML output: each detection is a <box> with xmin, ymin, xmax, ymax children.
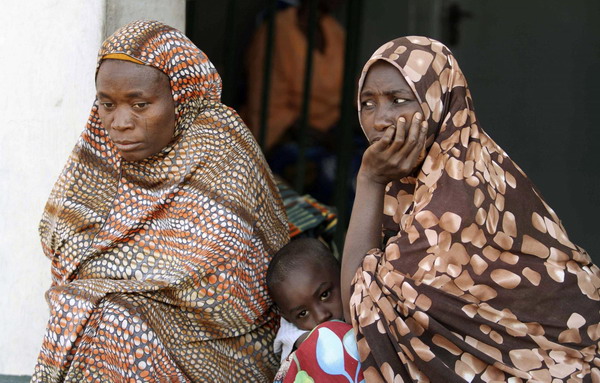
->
<box><xmin>373</xmin><ymin>105</ymin><xmax>395</xmax><ymax>131</ymax></box>
<box><xmin>111</xmin><ymin>107</ymin><xmax>134</xmax><ymax>131</ymax></box>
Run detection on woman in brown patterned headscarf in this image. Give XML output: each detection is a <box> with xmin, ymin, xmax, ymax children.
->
<box><xmin>33</xmin><ymin>20</ymin><xmax>288</xmax><ymax>382</ymax></box>
<box><xmin>341</xmin><ymin>36</ymin><xmax>600</xmax><ymax>382</ymax></box>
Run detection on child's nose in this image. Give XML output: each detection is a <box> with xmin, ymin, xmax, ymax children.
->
<box><xmin>315</xmin><ymin>308</ymin><xmax>332</xmax><ymax>325</ymax></box>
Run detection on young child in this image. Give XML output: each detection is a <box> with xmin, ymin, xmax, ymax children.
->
<box><xmin>267</xmin><ymin>237</ymin><xmax>344</xmax><ymax>363</ymax></box>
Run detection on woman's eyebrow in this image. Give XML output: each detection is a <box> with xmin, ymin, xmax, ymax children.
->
<box><xmin>360</xmin><ymin>89</ymin><xmax>412</xmax><ymax>97</ymax></box>
<box><xmin>126</xmin><ymin>91</ymin><xmax>145</xmax><ymax>97</ymax></box>
<box><xmin>386</xmin><ymin>89</ymin><xmax>413</xmax><ymax>96</ymax></box>
<box><xmin>96</xmin><ymin>90</ymin><xmax>146</xmax><ymax>98</ymax></box>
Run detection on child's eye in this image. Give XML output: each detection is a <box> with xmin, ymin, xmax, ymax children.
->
<box><xmin>320</xmin><ymin>290</ymin><xmax>331</xmax><ymax>301</ymax></box>
<box><xmin>298</xmin><ymin>310</ymin><xmax>308</xmax><ymax>318</ymax></box>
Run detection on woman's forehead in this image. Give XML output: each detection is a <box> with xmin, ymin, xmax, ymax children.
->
<box><xmin>97</xmin><ymin>60</ymin><xmax>169</xmax><ymax>86</ymax></box>
<box><xmin>363</xmin><ymin>61</ymin><xmax>409</xmax><ymax>88</ymax></box>
<box><xmin>99</xmin><ymin>59</ymin><xmax>160</xmax><ymax>73</ymax></box>
<box><xmin>359</xmin><ymin>58</ymin><xmax>420</xmax><ymax>103</ymax></box>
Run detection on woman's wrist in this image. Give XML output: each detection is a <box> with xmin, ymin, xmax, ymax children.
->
<box><xmin>356</xmin><ymin>168</ymin><xmax>389</xmax><ymax>189</ymax></box>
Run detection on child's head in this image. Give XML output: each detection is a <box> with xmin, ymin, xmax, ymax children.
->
<box><xmin>267</xmin><ymin>237</ymin><xmax>343</xmax><ymax>331</ymax></box>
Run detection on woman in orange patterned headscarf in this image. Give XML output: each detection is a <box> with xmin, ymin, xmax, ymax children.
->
<box><xmin>341</xmin><ymin>37</ymin><xmax>600</xmax><ymax>382</ymax></box>
<box><xmin>33</xmin><ymin>20</ymin><xmax>288</xmax><ymax>382</ymax></box>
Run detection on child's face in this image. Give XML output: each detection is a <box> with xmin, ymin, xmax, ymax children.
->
<box><xmin>272</xmin><ymin>260</ymin><xmax>343</xmax><ymax>331</ymax></box>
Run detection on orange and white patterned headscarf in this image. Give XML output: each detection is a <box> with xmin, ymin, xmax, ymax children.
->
<box><xmin>34</xmin><ymin>20</ymin><xmax>288</xmax><ymax>382</ymax></box>
<box><xmin>351</xmin><ymin>37</ymin><xmax>599</xmax><ymax>382</ymax></box>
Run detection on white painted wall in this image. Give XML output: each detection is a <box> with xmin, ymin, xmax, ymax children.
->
<box><xmin>105</xmin><ymin>0</ymin><xmax>186</xmax><ymax>38</ymax></box>
<box><xmin>0</xmin><ymin>0</ymin><xmax>185</xmax><ymax>375</ymax></box>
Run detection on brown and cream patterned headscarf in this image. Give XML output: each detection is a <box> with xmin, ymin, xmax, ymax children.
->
<box><xmin>34</xmin><ymin>20</ymin><xmax>288</xmax><ymax>382</ymax></box>
<box><xmin>351</xmin><ymin>36</ymin><xmax>599</xmax><ymax>382</ymax></box>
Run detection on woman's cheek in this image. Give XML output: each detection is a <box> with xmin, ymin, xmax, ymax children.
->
<box><xmin>362</xmin><ymin>122</ymin><xmax>376</xmax><ymax>142</ymax></box>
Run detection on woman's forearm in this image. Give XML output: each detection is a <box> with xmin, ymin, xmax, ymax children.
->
<box><xmin>341</xmin><ymin>171</ymin><xmax>386</xmax><ymax>321</ymax></box>
<box><xmin>341</xmin><ymin>114</ymin><xmax>427</xmax><ymax>321</ymax></box>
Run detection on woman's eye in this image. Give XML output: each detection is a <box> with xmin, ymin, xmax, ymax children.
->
<box><xmin>361</xmin><ymin>100</ymin><xmax>374</xmax><ymax>108</ymax></box>
<box><xmin>298</xmin><ymin>310</ymin><xmax>308</xmax><ymax>318</ymax></box>
<box><xmin>320</xmin><ymin>290</ymin><xmax>331</xmax><ymax>300</ymax></box>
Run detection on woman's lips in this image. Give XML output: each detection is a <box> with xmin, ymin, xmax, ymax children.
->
<box><xmin>114</xmin><ymin>141</ymin><xmax>143</xmax><ymax>152</ymax></box>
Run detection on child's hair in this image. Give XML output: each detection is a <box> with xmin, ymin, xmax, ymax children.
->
<box><xmin>267</xmin><ymin>237</ymin><xmax>339</xmax><ymax>292</ymax></box>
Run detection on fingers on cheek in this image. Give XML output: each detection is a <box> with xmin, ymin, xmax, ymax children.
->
<box><xmin>397</xmin><ymin>118</ymin><xmax>407</xmax><ymax>133</ymax></box>
<box><xmin>413</xmin><ymin>112</ymin><xmax>423</xmax><ymax>124</ymax></box>
<box><xmin>394</xmin><ymin>130</ymin><xmax>404</xmax><ymax>142</ymax></box>
<box><xmin>388</xmin><ymin>126</ymin><xmax>397</xmax><ymax>138</ymax></box>
<box><xmin>379</xmin><ymin>132</ymin><xmax>392</xmax><ymax>145</ymax></box>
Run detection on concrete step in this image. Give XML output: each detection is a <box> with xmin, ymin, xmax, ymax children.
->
<box><xmin>0</xmin><ymin>375</ymin><xmax>31</xmax><ymax>383</ymax></box>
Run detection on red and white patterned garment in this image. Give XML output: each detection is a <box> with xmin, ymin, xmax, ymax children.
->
<box><xmin>274</xmin><ymin>321</ymin><xmax>365</xmax><ymax>383</ymax></box>
<box><xmin>33</xmin><ymin>20</ymin><xmax>288</xmax><ymax>382</ymax></box>
<box><xmin>351</xmin><ymin>37</ymin><xmax>600</xmax><ymax>382</ymax></box>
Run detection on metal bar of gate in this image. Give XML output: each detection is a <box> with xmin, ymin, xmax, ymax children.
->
<box><xmin>294</xmin><ymin>0</ymin><xmax>319</xmax><ymax>193</ymax></box>
<box><xmin>222</xmin><ymin>0</ymin><xmax>239</xmax><ymax>106</ymax></box>
<box><xmin>334</xmin><ymin>0</ymin><xmax>364</xmax><ymax>251</ymax></box>
<box><xmin>258</xmin><ymin>0</ymin><xmax>278</xmax><ymax>149</ymax></box>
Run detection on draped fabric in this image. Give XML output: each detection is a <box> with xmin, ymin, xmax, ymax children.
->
<box><xmin>33</xmin><ymin>20</ymin><xmax>288</xmax><ymax>382</ymax></box>
<box><xmin>351</xmin><ymin>37</ymin><xmax>600</xmax><ymax>382</ymax></box>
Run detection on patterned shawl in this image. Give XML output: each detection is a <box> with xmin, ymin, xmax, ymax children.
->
<box><xmin>351</xmin><ymin>36</ymin><xmax>600</xmax><ymax>382</ymax></box>
<box><xmin>33</xmin><ymin>20</ymin><xmax>288</xmax><ymax>382</ymax></box>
